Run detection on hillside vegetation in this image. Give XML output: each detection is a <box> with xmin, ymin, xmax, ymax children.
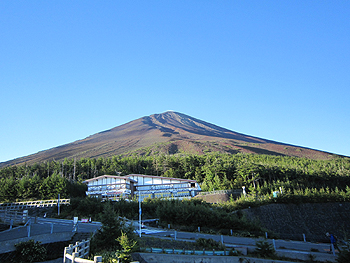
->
<box><xmin>1</xmin><ymin>153</ymin><xmax>349</xmax><ymax>247</ymax></box>
<box><xmin>0</xmin><ymin>152</ymin><xmax>349</xmax><ymax>203</ymax></box>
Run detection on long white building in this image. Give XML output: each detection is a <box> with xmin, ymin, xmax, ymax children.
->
<box><xmin>83</xmin><ymin>174</ymin><xmax>201</xmax><ymax>201</ymax></box>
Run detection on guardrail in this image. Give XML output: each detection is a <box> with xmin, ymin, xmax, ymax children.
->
<box><xmin>0</xmin><ymin>209</ymin><xmax>28</xmax><ymax>225</ymax></box>
<box><xmin>143</xmin><ymin>247</ymin><xmax>234</xmax><ymax>256</ymax></box>
<box><xmin>63</xmin><ymin>239</ymin><xmax>102</xmax><ymax>263</ymax></box>
<box><xmin>197</xmin><ymin>189</ymin><xmax>242</xmax><ymax>196</ymax></box>
<box><xmin>0</xmin><ymin>199</ymin><xmax>70</xmax><ymax>211</ymax></box>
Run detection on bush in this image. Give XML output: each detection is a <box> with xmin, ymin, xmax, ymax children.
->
<box><xmin>195</xmin><ymin>238</ymin><xmax>225</xmax><ymax>250</ymax></box>
<box><xmin>90</xmin><ymin>202</ymin><xmax>137</xmax><ymax>254</ymax></box>
<box><xmin>254</xmin><ymin>240</ymin><xmax>276</xmax><ymax>258</ymax></box>
<box><xmin>337</xmin><ymin>250</ymin><xmax>350</xmax><ymax>263</ymax></box>
<box><xmin>13</xmin><ymin>240</ymin><xmax>47</xmax><ymax>263</ymax></box>
<box><xmin>337</xmin><ymin>240</ymin><xmax>350</xmax><ymax>263</ymax></box>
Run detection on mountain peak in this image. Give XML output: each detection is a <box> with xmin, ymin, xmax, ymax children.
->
<box><xmin>0</xmin><ymin>112</ymin><xmax>338</xmax><ymax>167</ymax></box>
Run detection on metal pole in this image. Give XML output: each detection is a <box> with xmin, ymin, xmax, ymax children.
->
<box><xmin>139</xmin><ymin>191</ymin><xmax>141</xmax><ymax>237</ymax></box>
<box><xmin>331</xmin><ymin>244</ymin><xmax>335</xmax><ymax>256</ymax></box>
<box><xmin>58</xmin><ymin>194</ymin><xmax>60</xmax><ymax>216</ymax></box>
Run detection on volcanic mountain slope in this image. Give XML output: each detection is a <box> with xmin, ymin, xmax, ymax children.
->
<box><xmin>1</xmin><ymin>111</ymin><xmax>338</xmax><ymax>167</ymax></box>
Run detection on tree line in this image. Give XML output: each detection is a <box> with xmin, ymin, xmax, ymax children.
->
<box><xmin>0</xmin><ymin>152</ymin><xmax>349</xmax><ymax>202</ymax></box>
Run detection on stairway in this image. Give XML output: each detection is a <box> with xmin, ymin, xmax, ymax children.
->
<box><xmin>70</xmin><ymin>232</ymin><xmax>93</xmax><ymax>244</ymax></box>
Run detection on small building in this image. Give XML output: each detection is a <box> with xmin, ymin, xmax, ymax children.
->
<box><xmin>83</xmin><ymin>174</ymin><xmax>201</xmax><ymax>201</ymax></box>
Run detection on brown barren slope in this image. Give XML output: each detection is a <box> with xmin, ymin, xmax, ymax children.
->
<box><xmin>0</xmin><ymin>111</ymin><xmax>339</xmax><ymax>167</ymax></box>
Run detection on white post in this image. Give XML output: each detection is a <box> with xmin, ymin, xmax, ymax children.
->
<box><xmin>27</xmin><ymin>225</ymin><xmax>31</xmax><ymax>237</ymax></box>
<box><xmin>22</xmin><ymin>210</ymin><xmax>28</xmax><ymax>224</ymax></box>
<box><xmin>174</xmin><ymin>230</ymin><xmax>177</xmax><ymax>240</ymax></box>
<box><xmin>265</xmin><ymin>232</ymin><xmax>268</xmax><ymax>239</ymax></box>
<box><xmin>272</xmin><ymin>239</ymin><xmax>276</xmax><ymax>250</ymax></box>
<box><xmin>221</xmin><ymin>235</ymin><xmax>224</xmax><ymax>244</ymax></box>
<box><xmin>63</xmin><ymin>247</ymin><xmax>67</xmax><ymax>263</ymax></box>
<box><xmin>198</xmin><ymin>226</ymin><xmax>200</xmax><ymax>232</ymax></box>
<box><xmin>51</xmin><ymin>223</ymin><xmax>54</xmax><ymax>234</ymax></box>
<box><xmin>303</xmin><ymin>233</ymin><xmax>306</xmax><ymax>242</ymax></box>
<box><xmin>94</xmin><ymin>256</ymin><xmax>102</xmax><ymax>263</ymax></box>
<box><xmin>75</xmin><ymin>241</ymin><xmax>79</xmax><ymax>255</ymax></box>
<box><xmin>230</xmin><ymin>229</ymin><xmax>233</xmax><ymax>236</ymax></box>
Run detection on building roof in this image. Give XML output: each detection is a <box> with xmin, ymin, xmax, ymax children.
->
<box><xmin>83</xmin><ymin>175</ymin><xmax>137</xmax><ymax>184</ymax></box>
<box><xmin>127</xmin><ymin>174</ymin><xmax>197</xmax><ymax>182</ymax></box>
<box><xmin>83</xmin><ymin>174</ymin><xmax>198</xmax><ymax>184</ymax></box>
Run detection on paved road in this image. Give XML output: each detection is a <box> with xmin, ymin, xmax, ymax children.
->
<box><xmin>138</xmin><ymin>227</ymin><xmax>332</xmax><ymax>254</ymax></box>
<box><xmin>0</xmin><ymin>217</ymin><xmax>101</xmax><ymax>242</ymax></box>
<box><xmin>1</xmin><ymin>218</ymin><xmax>336</xmax><ymax>262</ymax></box>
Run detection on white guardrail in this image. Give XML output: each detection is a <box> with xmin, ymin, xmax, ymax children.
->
<box><xmin>63</xmin><ymin>240</ymin><xmax>102</xmax><ymax>263</ymax></box>
<box><xmin>0</xmin><ymin>199</ymin><xmax>70</xmax><ymax>210</ymax></box>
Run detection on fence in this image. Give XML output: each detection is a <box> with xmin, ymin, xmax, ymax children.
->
<box><xmin>63</xmin><ymin>239</ymin><xmax>102</xmax><ymax>263</ymax></box>
<box><xmin>0</xmin><ymin>199</ymin><xmax>70</xmax><ymax>211</ymax></box>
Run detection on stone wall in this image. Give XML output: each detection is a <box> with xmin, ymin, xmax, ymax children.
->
<box><xmin>242</xmin><ymin>202</ymin><xmax>350</xmax><ymax>242</ymax></box>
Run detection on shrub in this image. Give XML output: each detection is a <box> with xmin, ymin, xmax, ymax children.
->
<box><xmin>13</xmin><ymin>239</ymin><xmax>47</xmax><ymax>263</ymax></box>
<box><xmin>228</xmin><ymin>248</ymin><xmax>238</xmax><ymax>256</ymax></box>
<box><xmin>195</xmin><ymin>238</ymin><xmax>225</xmax><ymax>250</ymax></box>
<box><xmin>337</xmin><ymin>240</ymin><xmax>350</xmax><ymax>263</ymax></box>
<box><xmin>337</xmin><ymin>250</ymin><xmax>350</xmax><ymax>263</ymax></box>
<box><xmin>90</xmin><ymin>202</ymin><xmax>137</xmax><ymax>254</ymax></box>
<box><xmin>116</xmin><ymin>231</ymin><xmax>138</xmax><ymax>263</ymax></box>
<box><xmin>254</xmin><ymin>240</ymin><xmax>276</xmax><ymax>258</ymax></box>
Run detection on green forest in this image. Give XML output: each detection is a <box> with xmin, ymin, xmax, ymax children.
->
<box><xmin>0</xmin><ymin>152</ymin><xmax>349</xmax><ymax>203</ymax></box>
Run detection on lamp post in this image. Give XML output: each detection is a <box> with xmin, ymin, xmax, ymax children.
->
<box><xmin>138</xmin><ymin>191</ymin><xmax>142</xmax><ymax>237</ymax></box>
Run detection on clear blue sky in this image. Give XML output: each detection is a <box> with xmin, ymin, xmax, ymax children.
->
<box><xmin>1</xmin><ymin>1</ymin><xmax>349</xmax><ymax>162</ymax></box>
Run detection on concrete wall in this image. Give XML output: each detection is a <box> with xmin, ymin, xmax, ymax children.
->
<box><xmin>133</xmin><ymin>253</ymin><xmax>298</xmax><ymax>263</ymax></box>
<box><xmin>0</xmin><ymin>232</ymin><xmax>73</xmax><ymax>254</ymax></box>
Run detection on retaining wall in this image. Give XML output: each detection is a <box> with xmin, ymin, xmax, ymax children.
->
<box><xmin>242</xmin><ymin>202</ymin><xmax>350</xmax><ymax>242</ymax></box>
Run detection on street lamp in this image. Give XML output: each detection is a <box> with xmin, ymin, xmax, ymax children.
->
<box><xmin>138</xmin><ymin>191</ymin><xmax>142</xmax><ymax>237</ymax></box>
